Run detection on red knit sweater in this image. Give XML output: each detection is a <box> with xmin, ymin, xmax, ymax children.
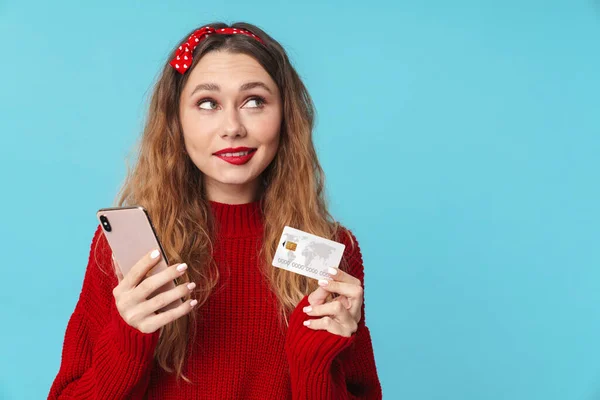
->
<box><xmin>48</xmin><ymin>200</ymin><xmax>382</xmax><ymax>399</ymax></box>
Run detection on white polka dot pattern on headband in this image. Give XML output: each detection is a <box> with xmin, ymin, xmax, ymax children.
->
<box><xmin>169</xmin><ymin>26</ymin><xmax>266</xmax><ymax>74</ymax></box>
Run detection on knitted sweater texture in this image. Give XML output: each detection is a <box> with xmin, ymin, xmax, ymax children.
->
<box><xmin>48</xmin><ymin>200</ymin><xmax>382</xmax><ymax>399</ymax></box>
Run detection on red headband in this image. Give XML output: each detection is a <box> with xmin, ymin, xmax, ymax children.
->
<box><xmin>169</xmin><ymin>26</ymin><xmax>265</xmax><ymax>74</ymax></box>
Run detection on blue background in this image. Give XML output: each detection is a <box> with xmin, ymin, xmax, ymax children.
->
<box><xmin>1</xmin><ymin>1</ymin><xmax>599</xmax><ymax>399</ymax></box>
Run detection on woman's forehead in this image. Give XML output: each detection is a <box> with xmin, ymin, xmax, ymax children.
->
<box><xmin>185</xmin><ymin>52</ymin><xmax>276</xmax><ymax>92</ymax></box>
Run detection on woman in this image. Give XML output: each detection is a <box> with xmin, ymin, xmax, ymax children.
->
<box><xmin>49</xmin><ymin>22</ymin><xmax>382</xmax><ymax>399</ymax></box>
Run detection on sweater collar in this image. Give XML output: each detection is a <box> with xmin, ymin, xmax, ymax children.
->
<box><xmin>209</xmin><ymin>199</ymin><xmax>264</xmax><ymax>237</ymax></box>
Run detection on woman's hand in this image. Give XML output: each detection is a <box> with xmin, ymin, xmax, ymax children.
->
<box><xmin>111</xmin><ymin>249</ymin><xmax>198</xmax><ymax>334</ymax></box>
<box><xmin>302</xmin><ymin>267</ymin><xmax>363</xmax><ymax>337</ymax></box>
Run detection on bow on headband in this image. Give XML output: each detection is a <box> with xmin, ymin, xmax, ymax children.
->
<box><xmin>169</xmin><ymin>26</ymin><xmax>265</xmax><ymax>74</ymax></box>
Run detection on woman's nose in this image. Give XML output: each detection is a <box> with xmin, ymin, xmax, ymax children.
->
<box><xmin>221</xmin><ymin>107</ymin><xmax>247</xmax><ymax>138</ymax></box>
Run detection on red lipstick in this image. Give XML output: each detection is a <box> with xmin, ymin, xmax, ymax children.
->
<box><xmin>213</xmin><ymin>147</ymin><xmax>257</xmax><ymax>165</ymax></box>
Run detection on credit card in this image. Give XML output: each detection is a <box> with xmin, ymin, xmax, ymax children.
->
<box><xmin>272</xmin><ymin>226</ymin><xmax>346</xmax><ymax>280</ymax></box>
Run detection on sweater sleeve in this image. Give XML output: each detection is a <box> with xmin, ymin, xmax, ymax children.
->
<box><xmin>48</xmin><ymin>225</ymin><xmax>160</xmax><ymax>399</ymax></box>
<box><xmin>285</xmin><ymin>228</ymin><xmax>383</xmax><ymax>399</ymax></box>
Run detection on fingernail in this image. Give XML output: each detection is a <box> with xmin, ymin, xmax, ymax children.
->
<box><xmin>303</xmin><ymin>320</ymin><xmax>311</xmax><ymax>326</ymax></box>
<box><xmin>177</xmin><ymin>263</ymin><xmax>188</xmax><ymax>272</ymax></box>
<box><xmin>318</xmin><ymin>279</ymin><xmax>329</xmax><ymax>286</ymax></box>
<box><xmin>187</xmin><ymin>282</ymin><xmax>196</xmax><ymax>290</ymax></box>
<box><xmin>150</xmin><ymin>250</ymin><xmax>160</xmax><ymax>259</ymax></box>
<box><xmin>303</xmin><ymin>306</ymin><xmax>312</xmax><ymax>313</ymax></box>
<box><xmin>190</xmin><ymin>299</ymin><xmax>198</xmax><ymax>307</ymax></box>
<box><xmin>327</xmin><ymin>267</ymin><xmax>338</xmax><ymax>275</ymax></box>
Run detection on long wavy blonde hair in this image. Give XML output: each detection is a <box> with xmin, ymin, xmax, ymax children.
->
<box><xmin>112</xmin><ymin>21</ymin><xmax>353</xmax><ymax>383</ymax></box>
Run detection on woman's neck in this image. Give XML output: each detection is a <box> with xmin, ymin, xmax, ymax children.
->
<box><xmin>204</xmin><ymin>176</ymin><xmax>264</xmax><ymax>205</ymax></box>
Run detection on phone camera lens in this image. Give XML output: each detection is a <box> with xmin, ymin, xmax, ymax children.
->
<box><xmin>100</xmin><ymin>215</ymin><xmax>112</xmax><ymax>232</ymax></box>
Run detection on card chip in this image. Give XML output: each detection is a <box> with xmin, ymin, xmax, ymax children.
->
<box><xmin>285</xmin><ymin>241</ymin><xmax>297</xmax><ymax>251</ymax></box>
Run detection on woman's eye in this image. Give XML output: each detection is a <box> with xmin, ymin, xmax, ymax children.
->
<box><xmin>196</xmin><ymin>97</ymin><xmax>265</xmax><ymax>110</ymax></box>
<box><xmin>245</xmin><ymin>97</ymin><xmax>265</xmax><ymax>108</ymax></box>
<box><xmin>197</xmin><ymin>99</ymin><xmax>218</xmax><ymax>110</ymax></box>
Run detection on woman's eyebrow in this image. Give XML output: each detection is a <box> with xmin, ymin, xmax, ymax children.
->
<box><xmin>190</xmin><ymin>81</ymin><xmax>272</xmax><ymax>97</ymax></box>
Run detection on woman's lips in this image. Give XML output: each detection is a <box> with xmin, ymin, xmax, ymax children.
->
<box><xmin>214</xmin><ymin>149</ymin><xmax>257</xmax><ymax>165</ymax></box>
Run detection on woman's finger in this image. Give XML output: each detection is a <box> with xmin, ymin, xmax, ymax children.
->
<box><xmin>141</xmin><ymin>298</ymin><xmax>198</xmax><ymax>334</ymax></box>
<box><xmin>121</xmin><ymin>249</ymin><xmax>163</xmax><ymax>290</ymax></box>
<box><xmin>138</xmin><ymin>281</ymin><xmax>195</xmax><ymax>316</ymax></box>
<box><xmin>327</xmin><ymin>266</ymin><xmax>361</xmax><ymax>286</ymax></box>
<box><xmin>303</xmin><ymin>299</ymin><xmax>356</xmax><ymax>325</ymax></box>
<box><xmin>336</xmin><ymin>295</ymin><xmax>351</xmax><ymax>309</ymax></box>
<box><xmin>303</xmin><ymin>316</ymin><xmax>355</xmax><ymax>337</ymax></box>
<box><xmin>132</xmin><ymin>262</ymin><xmax>188</xmax><ymax>302</ymax></box>
<box><xmin>317</xmin><ymin>279</ymin><xmax>364</xmax><ymax>301</ymax></box>
<box><xmin>307</xmin><ymin>286</ymin><xmax>329</xmax><ymax>306</ymax></box>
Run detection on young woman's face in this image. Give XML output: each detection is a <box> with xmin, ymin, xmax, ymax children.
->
<box><xmin>179</xmin><ymin>51</ymin><xmax>282</xmax><ymax>202</ymax></box>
